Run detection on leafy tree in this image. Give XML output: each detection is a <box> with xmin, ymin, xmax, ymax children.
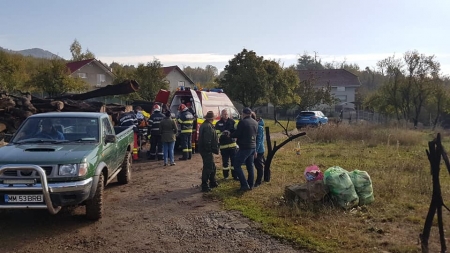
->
<box><xmin>294</xmin><ymin>77</ymin><xmax>336</xmax><ymax>111</ymax></box>
<box><xmin>183</xmin><ymin>65</ymin><xmax>219</xmax><ymax>88</ymax></box>
<box><xmin>26</xmin><ymin>59</ymin><xmax>87</xmax><ymax>97</ymax></box>
<box><xmin>264</xmin><ymin>61</ymin><xmax>299</xmax><ymax>109</ymax></box>
<box><xmin>366</xmin><ymin>51</ymin><xmax>442</xmax><ymax>127</ymax></box>
<box><xmin>70</xmin><ymin>39</ymin><xmax>95</xmax><ymax>61</ymax></box>
<box><xmin>218</xmin><ymin>49</ymin><xmax>268</xmax><ymax>108</ymax></box>
<box><xmin>0</xmin><ymin>51</ymin><xmax>30</xmax><ymax>92</ymax></box>
<box><xmin>134</xmin><ymin>59</ymin><xmax>168</xmax><ymax>101</ymax></box>
<box><xmin>296</xmin><ymin>52</ymin><xmax>324</xmax><ymax>70</ymax></box>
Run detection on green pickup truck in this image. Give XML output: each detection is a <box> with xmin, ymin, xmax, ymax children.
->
<box><xmin>0</xmin><ymin>112</ymin><xmax>135</xmax><ymax>220</ymax></box>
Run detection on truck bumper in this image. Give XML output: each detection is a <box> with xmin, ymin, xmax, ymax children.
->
<box><xmin>0</xmin><ymin>164</ymin><xmax>93</xmax><ymax>214</ymax></box>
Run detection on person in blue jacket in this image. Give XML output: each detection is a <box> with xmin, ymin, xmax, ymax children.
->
<box><xmin>252</xmin><ymin>113</ymin><xmax>266</xmax><ymax>187</ymax></box>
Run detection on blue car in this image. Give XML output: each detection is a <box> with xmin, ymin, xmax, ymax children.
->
<box><xmin>296</xmin><ymin>111</ymin><xmax>328</xmax><ymax>129</ymax></box>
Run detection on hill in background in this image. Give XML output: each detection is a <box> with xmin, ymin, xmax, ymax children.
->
<box><xmin>0</xmin><ymin>46</ymin><xmax>63</xmax><ymax>59</ymax></box>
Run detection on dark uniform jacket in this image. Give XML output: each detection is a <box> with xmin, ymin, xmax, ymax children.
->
<box><xmin>231</xmin><ymin>116</ymin><xmax>258</xmax><ymax>149</ymax></box>
<box><xmin>148</xmin><ymin>111</ymin><xmax>165</xmax><ymax>136</ymax></box>
<box><xmin>119</xmin><ymin>111</ymin><xmax>138</xmax><ymax>130</ymax></box>
<box><xmin>215</xmin><ymin>118</ymin><xmax>237</xmax><ymax>149</ymax></box>
<box><xmin>198</xmin><ymin>120</ymin><xmax>219</xmax><ymax>154</ymax></box>
<box><xmin>177</xmin><ymin>110</ymin><xmax>194</xmax><ymax>134</ymax></box>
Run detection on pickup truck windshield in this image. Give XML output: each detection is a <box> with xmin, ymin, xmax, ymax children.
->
<box><xmin>11</xmin><ymin>117</ymin><xmax>99</xmax><ymax>143</ymax></box>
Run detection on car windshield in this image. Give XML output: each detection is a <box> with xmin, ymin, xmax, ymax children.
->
<box><xmin>11</xmin><ymin>117</ymin><xmax>99</xmax><ymax>144</ymax></box>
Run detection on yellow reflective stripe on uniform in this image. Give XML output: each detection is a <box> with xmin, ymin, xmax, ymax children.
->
<box><xmin>220</xmin><ymin>143</ymin><xmax>237</xmax><ymax>149</ymax></box>
<box><xmin>181</xmin><ymin>129</ymin><xmax>193</xmax><ymax>133</ymax></box>
<box><xmin>197</xmin><ymin>118</ymin><xmax>205</xmax><ymax>124</ymax></box>
<box><xmin>178</xmin><ymin>119</ymin><xmax>194</xmax><ymax>124</ymax></box>
<box><xmin>182</xmin><ymin>148</ymin><xmax>190</xmax><ymax>152</ymax></box>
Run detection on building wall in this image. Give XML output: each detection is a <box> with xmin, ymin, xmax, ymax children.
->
<box><xmin>163</xmin><ymin>70</ymin><xmax>193</xmax><ymax>90</ymax></box>
<box><xmin>330</xmin><ymin>86</ymin><xmax>356</xmax><ymax>103</ymax></box>
<box><xmin>71</xmin><ymin>62</ymin><xmax>113</xmax><ymax>90</ymax></box>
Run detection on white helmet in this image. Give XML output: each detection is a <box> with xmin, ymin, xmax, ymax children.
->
<box><xmin>153</xmin><ymin>104</ymin><xmax>161</xmax><ymax>112</ymax></box>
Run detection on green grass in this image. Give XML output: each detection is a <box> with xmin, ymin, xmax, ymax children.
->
<box><xmin>263</xmin><ymin>119</ymin><xmax>297</xmax><ymax>134</ymax></box>
<box><xmin>208</xmin><ymin>123</ymin><xmax>450</xmax><ymax>253</ymax></box>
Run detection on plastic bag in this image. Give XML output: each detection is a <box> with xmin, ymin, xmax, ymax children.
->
<box><xmin>348</xmin><ymin>170</ymin><xmax>374</xmax><ymax>205</ymax></box>
<box><xmin>304</xmin><ymin>165</ymin><xmax>324</xmax><ymax>182</ymax></box>
<box><xmin>323</xmin><ymin>166</ymin><xmax>359</xmax><ymax>209</ymax></box>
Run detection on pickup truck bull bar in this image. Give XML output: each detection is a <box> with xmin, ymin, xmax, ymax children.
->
<box><xmin>0</xmin><ymin>165</ymin><xmax>63</xmax><ymax>214</ymax></box>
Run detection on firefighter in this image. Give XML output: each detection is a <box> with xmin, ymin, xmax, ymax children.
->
<box><xmin>215</xmin><ymin>108</ymin><xmax>238</xmax><ymax>180</ymax></box>
<box><xmin>177</xmin><ymin>103</ymin><xmax>194</xmax><ymax>160</ymax></box>
<box><xmin>186</xmin><ymin>102</ymin><xmax>197</xmax><ymax>154</ymax></box>
<box><xmin>147</xmin><ymin>104</ymin><xmax>164</xmax><ymax>160</ymax></box>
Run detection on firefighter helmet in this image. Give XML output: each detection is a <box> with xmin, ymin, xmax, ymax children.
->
<box><xmin>153</xmin><ymin>104</ymin><xmax>161</xmax><ymax>112</ymax></box>
<box><xmin>178</xmin><ymin>104</ymin><xmax>187</xmax><ymax>111</ymax></box>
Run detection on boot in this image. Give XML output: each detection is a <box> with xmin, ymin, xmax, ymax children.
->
<box><xmin>209</xmin><ymin>181</ymin><xmax>219</xmax><ymax>188</ymax></box>
<box><xmin>201</xmin><ymin>182</ymin><xmax>211</xmax><ymax>192</ymax></box>
<box><xmin>179</xmin><ymin>152</ymin><xmax>189</xmax><ymax>160</ymax></box>
<box><xmin>222</xmin><ymin>168</ymin><xmax>230</xmax><ymax>179</ymax></box>
<box><xmin>188</xmin><ymin>151</ymin><xmax>192</xmax><ymax>160</ymax></box>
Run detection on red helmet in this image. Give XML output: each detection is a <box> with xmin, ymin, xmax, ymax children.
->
<box><xmin>153</xmin><ymin>104</ymin><xmax>161</xmax><ymax>112</ymax></box>
<box><xmin>178</xmin><ymin>104</ymin><xmax>187</xmax><ymax>111</ymax></box>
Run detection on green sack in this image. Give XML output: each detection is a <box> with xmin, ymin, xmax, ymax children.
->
<box><xmin>348</xmin><ymin>170</ymin><xmax>374</xmax><ymax>205</ymax></box>
<box><xmin>323</xmin><ymin>166</ymin><xmax>359</xmax><ymax>209</ymax></box>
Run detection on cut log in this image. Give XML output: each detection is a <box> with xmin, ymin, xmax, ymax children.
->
<box><xmin>0</xmin><ymin>97</ymin><xmax>16</xmax><ymax>109</ymax></box>
<box><xmin>0</xmin><ymin>123</ymin><xmax>6</xmax><ymax>133</ymax></box>
<box><xmin>50</xmin><ymin>79</ymin><xmax>140</xmax><ymax>100</ymax></box>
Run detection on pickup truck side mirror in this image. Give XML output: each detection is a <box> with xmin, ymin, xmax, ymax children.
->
<box><xmin>104</xmin><ymin>134</ymin><xmax>116</xmax><ymax>144</ymax></box>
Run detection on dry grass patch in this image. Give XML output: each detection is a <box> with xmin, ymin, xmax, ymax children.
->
<box><xmin>209</xmin><ymin>124</ymin><xmax>450</xmax><ymax>253</ymax></box>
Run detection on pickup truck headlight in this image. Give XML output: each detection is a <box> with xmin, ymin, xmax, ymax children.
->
<box><xmin>58</xmin><ymin>163</ymin><xmax>88</xmax><ymax>176</ymax></box>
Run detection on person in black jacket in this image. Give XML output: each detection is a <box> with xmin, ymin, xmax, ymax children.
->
<box><xmin>215</xmin><ymin>109</ymin><xmax>237</xmax><ymax>180</ymax></box>
<box><xmin>231</xmin><ymin>107</ymin><xmax>258</xmax><ymax>191</ymax></box>
<box><xmin>177</xmin><ymin>104</ymin><xmax>194</xmax><ymax>160</ymax></box>
<box><xmin>147</xmin><ymin>104</ymin><xmax>165</xmax><ymax>160</ymax></box>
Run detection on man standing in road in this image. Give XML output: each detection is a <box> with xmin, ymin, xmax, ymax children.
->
<box><xmin>215</xmin><ymin>109</ymin><xmax>238</xmax><ymax>180</ymax></box>
<box><xmin>198</xmin><ymin>111</ymin><xmax>219</xmax><ymax>192</ymax></box>
<box><xmin>231</xmin><ymin>107</ymin><xmax>258</xmax><ymax>191</ymax></box>
<box><xmin>177</xmin><ymin>104</ymin><xmax>194</xmax><ymax>160</ymax></box>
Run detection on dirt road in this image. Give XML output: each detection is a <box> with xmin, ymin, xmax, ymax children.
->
<box><xmin>0</xmin><ymin>153</ymin><xmax>304</xmax><ymax>253</ymax></box>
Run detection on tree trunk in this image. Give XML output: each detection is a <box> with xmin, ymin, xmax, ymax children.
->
<box><xmin>264</xmin><ymin>126</ymin><xmax>306</xmax><ymax>182</ymax></box>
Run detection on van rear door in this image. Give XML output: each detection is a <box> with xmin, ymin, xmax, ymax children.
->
<box><xmin>155</xmin><ymin>89</ymin><xmax>170</xmax><ymax>104</ymax></box>
<box><xmin>190</xmin><ymin>89</ymin><xmax>203</xmax><ymax>119</ymax></box>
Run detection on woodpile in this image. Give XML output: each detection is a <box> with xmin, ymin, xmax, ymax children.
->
<box><xmin>0</xmin><ymin>80</ymin><xmax>139</xmax><ymax>137</ymax></box>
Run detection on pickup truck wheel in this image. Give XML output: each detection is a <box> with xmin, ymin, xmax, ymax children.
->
<box><xmin>117</xmin><ymin>152</ymin><xmax>132</xmax><ymax>184</ymax></box>
<box><xmin>85</xmin><ymin>173</ymin><xmax>104</xmax><ymax>220</ymax></box>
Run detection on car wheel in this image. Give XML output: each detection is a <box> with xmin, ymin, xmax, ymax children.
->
<box><xmin>85</xmin><ymin>173</ymin><xmax>104</xmax><ymax>221</ymax></box>
<box><xmin>117</xmin><ymin>152</ymin><xmax>132</xmax><ymax>184</ymax></box>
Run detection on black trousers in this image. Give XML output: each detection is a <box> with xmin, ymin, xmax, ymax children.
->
<box><xmin>201</xmin><ymin>152</ymin><xmax>217</xmax><ymax>189</ymax></box>
<box><xmin>149</xmin><ymin>135</ymin><xmax>163</xmax><ymax>160</ymax></box>
<box><xmin>179</xmin><ymin>133</ymin><xmax>192</xmax><ymax>159</ymax></box>
<box><xmin>254</xmin><ymin>152</ymin><xmax>265</xmax><ymax>185</ymax></box>
<box><xmin>220</xmin><ymin>147</ymin><xmax>236</xmax><ymax>179</ymax></box>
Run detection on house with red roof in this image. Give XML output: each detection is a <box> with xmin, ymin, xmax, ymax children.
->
<box><xmin>66</xmin><ymin>58</ymin><xmax>114</xmax><ymax>90</ymax></box>
<box><xmin>162</xmin><ymin>65</ymin><xmax>195</xmax><ymax>91</ymax></box>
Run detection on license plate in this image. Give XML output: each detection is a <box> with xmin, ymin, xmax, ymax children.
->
<box><xmin>4</xmin><ymin>194</ymin><xmax>43</xmax><ymax>203</ymax></box>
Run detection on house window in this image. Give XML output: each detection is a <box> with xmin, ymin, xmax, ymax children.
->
<box><xmin>335</xmin><ymin>95</ymin><xmax>347</xmax><ymax>102</ymax></box>
<box><xmin>337</xmin><ymin>86</ymin><xmax>346</xmax><ymax>92</ymax></box>
<box><xmin>97</xmin><ymin>74</ymin><xmax>105</xmax><ymax>85</ymax></box>
<box><xmin>178</xmin><ymin>81</ymin><xmax>185</xmax><ymax>87</ymax></box>
<box><xmin>78</xmin><ymin>73</ymin><xmax>87</xmax><ymax>78</ymax></box>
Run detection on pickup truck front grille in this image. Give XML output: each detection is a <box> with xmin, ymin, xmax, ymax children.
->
<box><xmin>1</xmin><ymin>166</ymin><xmax>53</xmax><ymax>177</ymax></box>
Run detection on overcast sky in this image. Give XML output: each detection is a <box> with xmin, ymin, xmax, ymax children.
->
<box><xmin>1</xmin><ymin>0</ymin><xmax>449</xmax><ymax>74</ymax></box>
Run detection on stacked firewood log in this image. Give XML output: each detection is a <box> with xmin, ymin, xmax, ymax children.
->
<box><xmin>0</xmin><ymin>80</ymin><xmax>139</xmax><ymax>136</ymax></box>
